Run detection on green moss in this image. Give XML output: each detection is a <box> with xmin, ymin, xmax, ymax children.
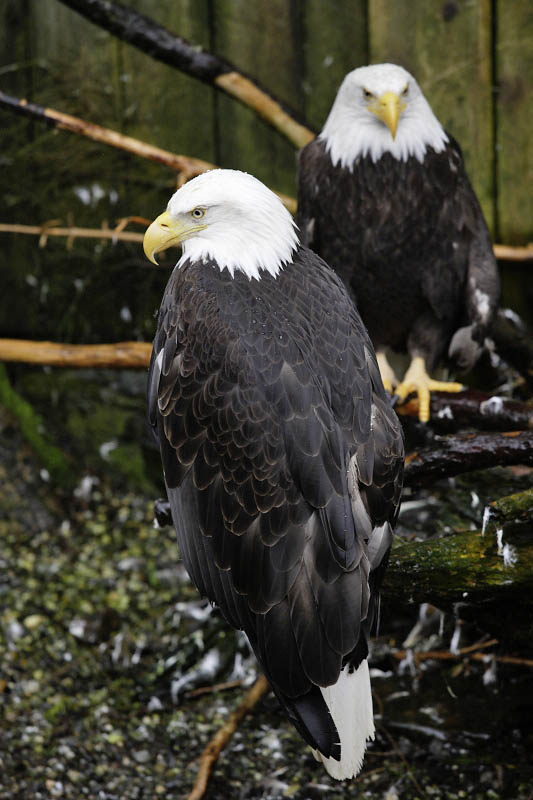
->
<box><xmin>0</xmin><ymin>365</ymin><xmax>69</xmax><ymax>484</ymax></box>
<box><xmin>107</xmin><ymin>443</ymin><xmax>155</xmax><ymax>494</ymax></box>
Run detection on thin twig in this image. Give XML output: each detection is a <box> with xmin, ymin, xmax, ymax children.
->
<box><xmin>377</xmin><ymin>723</ymin><xmax>425</xmax><ymax>797</ymax></box>
<box><xmin>0</xmin><ymin>222</ymin><xmax>144</xmax><ymax>245</ymax></box>
<box><xmin>391</xmin><ymin>641</ymin><xmax>533</xmax><ymax>669</ymax></box>
<box><xmin>184</xmin><ymin>679</ymin><xmax>244</xmax><ymax>699</ymax></box>
<box><xmin>187</xmin><ymin>674</ymin><xmax>269</xmax><ymax>800</ymax></box>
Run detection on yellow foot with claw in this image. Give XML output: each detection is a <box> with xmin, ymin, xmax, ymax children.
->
<box><xmin>394</xmin><ymin>356</ymin><xmax>463</xmax><ymax>423</ymax></box>
<box><xmin>377</xmin><ymin>351</ymin><xmax>399</xmax><ymax>395</ymax></box>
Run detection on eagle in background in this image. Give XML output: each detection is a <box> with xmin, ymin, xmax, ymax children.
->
<box><xmin>143</xmin><ymin>169</ymin><xmax>404</xmax><ymax>779</ymax></box>
<box><xmin>297</xmin><ymin>63</ymin><xmax>500</xmax><ymax>422</ymax></box>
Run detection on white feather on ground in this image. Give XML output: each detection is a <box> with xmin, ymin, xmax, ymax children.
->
<box><xmin>312</xmin><ymin>659</ymin><xmax>375</xmax><ymax>780</ymax></box>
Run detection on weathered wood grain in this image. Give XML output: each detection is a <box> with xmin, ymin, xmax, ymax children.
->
<box><xmin>212</xmin><ymin>0</ymin><xmax>302</xmax><ymax>196</ymax></box>
<box><xmin>496</xmin><ymin>1</ymin><xmax>533</xmax><ymax>244</ymax></box>
<box><xmin>300</xmin><ymin>0</ymin><xmax>368</xmax><ymax>130</ymax></box>
<box><xmin>368</xmin><ymin>0</ymin><xmax>495</xmax><ymax>233</ymax></box>
<box><xmin>123</xmin><ymin>1</ymin><xmax>216</xmax><ymax>165</ymax></box>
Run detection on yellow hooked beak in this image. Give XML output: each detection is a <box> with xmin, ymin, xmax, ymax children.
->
<box><xmin>143</xmin><ymin>210</ymin><xmax>205</xmax><ymax>265</ymax></box>
<box><xmin>369</xmin><ymin>91</ymin><xmax>406</xmax><ymax>139</ymax></box>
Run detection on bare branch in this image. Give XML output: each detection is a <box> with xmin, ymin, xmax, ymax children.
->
<box><xmin>494</xmin><ymin>243</ymin><xmax>533</xmax><ymax>262</ymax></box>
<box><xmin>0</xmin><ymin>90</ymin><xmax>213</xmax><ymax>175</ymax></box>
<box><xmin>187</xmin><ymin>675</ymin><xmax>269</xmax><ymax>800</ymax></box>
<box><xmin>0</xmin><ymin>221</ymin><xmax>144</xmax><ymax>246</ymax></box>
<box><xmin>0</xmin><ymin>92</ymin><xmax>297</xmax><ymax>214</ymax></box>
<box><xmin>0</xmin><ymin>339</ymin><xmax>152</xmax><ymax>368</ymax></box>
<box><xmin>390</xmin><ymin>644</ymin><xmax>533</xmax><ymax>669</ymax></box>
<box><xmin>56</xmin><ymin>0</ymin><xmax>315</xmax><ymax>149</ymax></box>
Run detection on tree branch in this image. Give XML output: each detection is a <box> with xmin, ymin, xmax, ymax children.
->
<box><xmin>0</xmin><ymin>339</ymin><xmax>152</xmax><ymax>368</ymax></box>
<box><xmin>0</xmin><ymin>90</ymin><xmax>213</xmax><ymax>174</ymax></box>
<box><xmin>56</xmin><ymin>0</ymin><xmax>315</xmax><ymax>149</ymax></box>
<box><xmin>390</xmin><ymin>643</ymin><xmax>533</xmax><ymax>669</ymax></box>
<box><xmin>404</xmin><ymin>430</ymin><xmax>533</xmax><ymax>486</ymax></box>
<box><xmin>493</xmin><ymin>244</ymin><xmax>533</xmax><ymax>262</ymax></box>
<box><xmin>0</xmin><ymin>221</ymin><xmax>144</xmax><ymax>247</ymax></box>
<box><xmin>0</xmin><ymin>91</ymin><xmax>297</xmax><ymax>214</ymax></box>
<box><xmin>187</xmin><ymin>674</ymin><xmax>269</xmax><ymax>800</ymax></box>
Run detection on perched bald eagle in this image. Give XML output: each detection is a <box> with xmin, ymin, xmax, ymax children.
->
<box><xmin>297</xmin><ymin>63</ymin><xmax>500</xmax><ymax>422</ymax></box>
<box><xmin>143</xmin><ymin>169</ymin><xmax>404</xmax><ymax>779</ymax></box>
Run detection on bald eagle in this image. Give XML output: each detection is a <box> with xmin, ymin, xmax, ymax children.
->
<box><xmin>297</xmin><ymin>63</ymin><xmax>500</xmax><ymax>422</ymax></box>
<box><xmin>143</xmin><ymin>169</ymin><xmax>404</xmax><ymax>779</ymax></box>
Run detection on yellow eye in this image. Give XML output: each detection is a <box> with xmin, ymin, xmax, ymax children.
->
<box><xmin>191</xmin><ymin>207</ymin><xmax>206</xmax><ymax>219</ymax></box>
<box><xmin>363</xmin><ymin>88</ymin><xmax>373</xmax><ymax>99</ymax></box>
<box><xmin>402</xmin><ymin>85</ymin><xmax>409</xmax><ymax>96</ymax></box>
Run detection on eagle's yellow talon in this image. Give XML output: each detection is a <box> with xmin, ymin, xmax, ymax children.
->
<box><xmin>394</xmin><ymin>357</ymin><xmax>463</xmax><ymax>423</ymax></box>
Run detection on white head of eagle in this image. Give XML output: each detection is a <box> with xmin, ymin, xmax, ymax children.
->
<box><xmin>320</xmin><ymin>63</ymin><xmax>449</xmax><ymax>168</ymax></box>
<box><xmin>143</xmin><ymin>169</ymin><xmax>299</xmax><ymax>281</ymax></box>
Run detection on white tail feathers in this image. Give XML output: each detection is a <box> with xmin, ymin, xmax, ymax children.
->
<box><xmin>313</xmin><ymin>659</ymin><xmax>375</xmax><ymax>780</ymax></box>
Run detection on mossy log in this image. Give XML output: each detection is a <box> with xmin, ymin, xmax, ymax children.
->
<box><xmin>385</xmin><ymin>488</ymin><xmax>533</xmax><ymax>647</ymax></box>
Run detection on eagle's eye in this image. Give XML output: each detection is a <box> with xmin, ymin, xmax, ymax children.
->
<box><xmin>191</xmin><ymin>207</ymin><xmax>206</xmax><ymax>219</ymax></box>
<box><xmin>402</xmin><ymin>85</ymin><xmax>409</xmax><ymax>96</ymax></box>
<box><xmin>363</xmin><ymin>88</ymin><xmax>373</xmax><ymax>99</ymax></box>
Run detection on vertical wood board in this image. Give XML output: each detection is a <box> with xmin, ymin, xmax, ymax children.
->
<box><xmin>368</xmin><ymin>0</ymin><xmax>495</xmax><ymax>233</ymax></box>
<box><xmin>212</xmin><ymin>0</ymin><xmax>303</xmax><ymax>196</ymax></box>
<box><xmin>301</xmin><ymin>0</ymin><xmax>368</xmax><ymax>131</ymax></box>
<box><xmin>496</xmin><ymin>1</ymin><xmax>533</xmax><ymax>244</ymax></box>
<box><xmin>122</xmin><ymin>1</ymin><xmax>216</xmax><ymax>166</ymax></box>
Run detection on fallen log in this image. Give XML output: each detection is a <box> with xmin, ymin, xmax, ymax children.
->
<box><xmin>404</xmin><ymin>430</ymin><xmax>533</xmax><ymax>486</ymax></box>
<box><xmin>56</xmin><ymin>0</ymin><xmax>315</xmax><ymax>150</ymax></box>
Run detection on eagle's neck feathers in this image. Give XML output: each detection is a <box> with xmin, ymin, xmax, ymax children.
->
<box><xmin>320</xmin><ymin>90</ymin><xmax>448</xmax><ymax>169</ymax></box>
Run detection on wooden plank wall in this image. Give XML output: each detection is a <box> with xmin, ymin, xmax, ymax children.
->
<box><xmin>0</xmin><ymin>0</ymin><xmax>531</xmax><ymax>244</ymax></box>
